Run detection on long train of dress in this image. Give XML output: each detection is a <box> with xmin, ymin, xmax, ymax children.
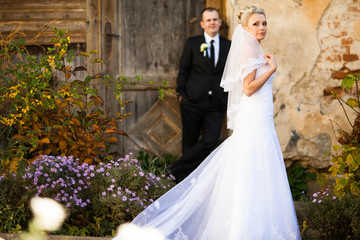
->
<box><xmin>114</xmin><ymin>60</ymin><xmax>301</xmax><ymax>240</ymax></box>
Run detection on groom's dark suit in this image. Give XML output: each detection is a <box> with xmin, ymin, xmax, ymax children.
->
<box><xmin>171</xmin><ymin>34</ymin><xmax>231</xmax><ymax>183</ymax></box>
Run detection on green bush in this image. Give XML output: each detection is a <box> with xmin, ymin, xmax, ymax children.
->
<box><xmin>303</xmin><ymin>191</ymin><xmax>360</xmax><ymax>240</ymax></box>
<box><xmin>0</xmin><ymin>27</ymin><xmax>174</xmax><ymax>173</ymax></box>
<box><xmin>317</xmin><ymin>74</ymin><xmax>360</xmax><ymax>198</ymax></box>
<box><xmin>287</xmin><ymin>163</ymin><xmax>316</xmax><ymax>201</ymax></box>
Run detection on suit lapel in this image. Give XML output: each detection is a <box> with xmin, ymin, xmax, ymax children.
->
<box><xmin>199</xmin><ymin>35</ymin><xmax>212</xmax><ymax>69</ymax></box>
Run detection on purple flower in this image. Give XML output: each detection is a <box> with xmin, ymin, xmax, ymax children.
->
<box><xmin>102</xmin><ymin>192</ymin><xmax>106</xmax><ymax>196</ymax></box>
<box><xmin>122</xmin><ymin>196</ymin><xmax>127</xmax><ymax>201</ymax></box>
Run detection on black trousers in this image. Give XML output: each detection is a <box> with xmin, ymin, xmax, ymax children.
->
<box><xmin>171</xmin><ymin>97</ymin><xmax>226</xmax><ymax>183</ymax></box>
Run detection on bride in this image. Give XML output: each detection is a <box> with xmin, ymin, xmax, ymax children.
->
<box><xmin>114</xmin><ymin>5</ymin><xmax>301</xmax><ymax>240</ymax></box>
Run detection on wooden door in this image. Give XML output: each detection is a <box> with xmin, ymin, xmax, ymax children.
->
<box><xmin>87</xmin><ymin>0</ymin><xmax>205</xmax><ymax>158</ymax></box>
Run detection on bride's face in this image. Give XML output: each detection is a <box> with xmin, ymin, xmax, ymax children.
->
<box><xmin>243</xmin><ymin>14</ymin><xmax>267</xmax><ymax>43</ymax></box>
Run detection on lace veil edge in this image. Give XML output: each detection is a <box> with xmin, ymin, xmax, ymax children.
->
<box><xmin>220</xmin><ymin>24</ymin><xmax>267</xmax><ymax>130</ymax></box>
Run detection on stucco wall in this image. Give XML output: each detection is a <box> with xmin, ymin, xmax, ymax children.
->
<box><xmin>225</xmin><ymin>0</ymin><xmax>360</xmax><ymax>168</ymax></box>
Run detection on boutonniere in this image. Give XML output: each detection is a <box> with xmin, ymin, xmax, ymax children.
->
<box><xmin>200</xmin><ymin>43</ymin><xmax>208</xmax><ymax>56</ymax></box>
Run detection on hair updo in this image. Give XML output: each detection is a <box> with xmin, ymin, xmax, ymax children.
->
<box><xmin>238</xmin><ymin>6</ymin><xmax>266</xmax><ymax>26</ymax></box>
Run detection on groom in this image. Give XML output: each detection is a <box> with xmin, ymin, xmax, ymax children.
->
<box><xmin>169</xmin><ymin>7</ymin><xmax>231</xmax><ymax>183</ymax></box>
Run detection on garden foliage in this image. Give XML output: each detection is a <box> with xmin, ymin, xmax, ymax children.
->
<box><xmin>0</xmin><ymin>154</ymin><xmax>175</xmax><ymax>236</ymax></box>
<box><xmin>0</xmin><ymin>28</ymin><xmax>129</xmax><ymax>169</ymax></box>
<box><xmin>317</xmin><ymin>74</ymin><xmax>360</xmax><ymax>198</ymax></box>
<box><xmin>0</xmin><ymin>28</ymin><xmax>173</xmax><ymax>173</ymax></box>
<box><xmin>303</xmin><ymin>189</ymin><xmax>360</xmax><ymax>240</ymax></box>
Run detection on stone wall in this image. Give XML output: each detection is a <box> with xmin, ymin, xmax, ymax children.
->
<box><xmin>225</xmin><ymin>0</ymin><xmax>360</xmax><ymax>168</ymax></box>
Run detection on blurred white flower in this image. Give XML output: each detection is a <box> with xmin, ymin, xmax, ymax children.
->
<box><xmin>115</xmin><ymin>223</ymin><xmax>165</xmax><ymax>240</ymax></box>
<box><xmin>0</xmin><ymin>237</ymin><xmax>5</xmax><ymax>240</ymax></box>
<box><xmin>30</xmin><ymin>197</ymin><xmax>66</xmax><ymax>231</ymax></box>
<box><xmin>200</xmin><ymin>43</ymin><xmax>208</xmax><ymax>56</ymax></box>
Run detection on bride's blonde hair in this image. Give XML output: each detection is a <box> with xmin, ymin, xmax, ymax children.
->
<box><xmin>238</xmin><ymin>6</ymin><xmax>266</xmax><ymax>26</ymax></box>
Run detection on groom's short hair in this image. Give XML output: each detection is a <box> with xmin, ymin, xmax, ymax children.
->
<box><xmin>201</xmin><ymin>7</ymin><xmax>220</xmax><ymax>20</ymax></box>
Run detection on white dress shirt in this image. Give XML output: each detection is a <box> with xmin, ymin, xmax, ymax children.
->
<box><xmin>204</xmin><ymin>32</ymin><xmax>220</xmax><ymax>67</ymax></box>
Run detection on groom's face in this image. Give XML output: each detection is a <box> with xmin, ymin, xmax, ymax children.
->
<box><xmin>200</xmin><ymin>10</ymin><xmax>222</xmax><ymax>38</ymax></box>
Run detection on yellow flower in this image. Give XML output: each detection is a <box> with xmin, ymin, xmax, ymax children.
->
<box><xmin>67</xmin><ymin>36</ymin><xmax>71</xmax><ymax>43</ymax></box>
<box><xmin>60</xmin><ymin>49</ymin><xmax>66</xmax><ymax>56</ymax></box>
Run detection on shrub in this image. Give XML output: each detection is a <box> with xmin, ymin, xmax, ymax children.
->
<box><xmin>137</xmin><ymin>150</ymin><xmax>177</xmax><ymax>177</ymax></box>
<box><xmin>0</xmin><ymin>154</ymin><xmax>175</xmax><ymax>237</ymax></box>
<box><xmin>287</xmin><ymin>163</ymin><xmax>316</xmax><ymax>201</ymax></box>
<box><xmin>317</xmin><ymin>74</ymin><xmax>360</xmax><ymax>198</ymax></box>
<box><xmin>0</xmin><ymin>27</ymin><xmax>174</xmax><ymax>172</ymax></box>
<box><xmin>303</xmin><ymin>189</ymin><xmax>360</xmax><ymax>240</ymax></box>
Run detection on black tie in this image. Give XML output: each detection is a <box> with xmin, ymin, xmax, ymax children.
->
<box><xmin>210</xmin><ymin>39</ymin><xmax>215</xmax><ymax>68</ymax></box>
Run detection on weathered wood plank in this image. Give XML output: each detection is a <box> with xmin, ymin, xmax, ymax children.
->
<box><xmin>0</xmin><ymin>9</ymin><xmax>86</xmax><ymax>21</ymax></box>
<box><xmin>0</xmin><ymin>21</ymin><xmax>87</xmax><ymax>33</ymax></box>
<box><xmin>0</xmin><ymin>0</ymin><xmax>86</xmax><ymax>9</ymax></box>
<box><xmin>0</xmin><ymin>0</ymin><xmax>87</xmax><ymax>44</ymax></box>
<box><xmin>0</xmin><ymin>32</ymin><xmax>86</xmax><ymax>45</ymax></box>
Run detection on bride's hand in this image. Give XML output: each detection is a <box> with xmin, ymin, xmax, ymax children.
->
<box><xmin>264</xmin><ymin>55</ymin><xmax>277</xmax><ymax>72</ymax></box>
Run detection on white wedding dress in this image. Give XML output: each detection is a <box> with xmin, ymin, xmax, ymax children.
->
<box><xmin>114</xmin><ymin>25</ymin><xmax>301</xmax><ymax>240</ymax></box>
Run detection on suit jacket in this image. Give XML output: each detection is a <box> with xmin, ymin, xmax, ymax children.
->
<box><xmin>176</xmin><ymin>35</ymin><xmax>231</xmax><ymax>107</ymax></box>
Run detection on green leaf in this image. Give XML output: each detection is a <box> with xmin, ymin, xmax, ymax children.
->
<box><xmin>350</xmin><ymin>182</ymin><xmax>360</xmax><ymax>196</ymax></box>
<box><xmin>346</xmin><ymin>78</ymin><xmax>355</xmax><ymax>91</ymax></box>
<box><xmin>328</xmin><ymin>166</ymin><xmax>338</xmax><ymax>177</ymax></box>
<box><xmin>333</xmin><ymin>145</ymin><xmax>339</xmax><ymax>151</ymax></box>
<box><xmin>346</xmin><ymin>98</ymin><xmax>359</xmax><ymax>108</ymax></box>
<box><xmin>341</xmin><ymin>78</ymin><xmax>348</xmax><ymax>88</ymax></box>
<box><xmin>346</xmin><ymin>153</ymin><xmax>354</xmax><ymax>165</ymax></box>
<box><xmin>84</xmin><ymin>76</ymin><xmax>92</xmax><ymax>85</ymax></box>
<box><xmin>338</xmin><ymin>163</ymin><xmax>346</xmax><ymax>173</ymax></box>
<box><xmin>92</xmin><ymin>58</ymin><xmax>104</xmax><ymax>64</ymax></box>
<box><xmin>77</xmin><ymin>52</ymin><xmax>90</xmax><ymax>57</ymax></box>
<box><xmin>317</xmin><ymin>173</ymin><xmax>329</xmax><ymax>187</ymax></box>
<box><xmin>337</xmin><ymin>177</ymin><xmax>347</xmax><ymax>187</ymax></box>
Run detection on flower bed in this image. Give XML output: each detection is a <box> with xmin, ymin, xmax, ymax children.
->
<box><xmin>0</xmin><ymin>154</ymin><xmax>175</xmax><ymax>237</ymax></box>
